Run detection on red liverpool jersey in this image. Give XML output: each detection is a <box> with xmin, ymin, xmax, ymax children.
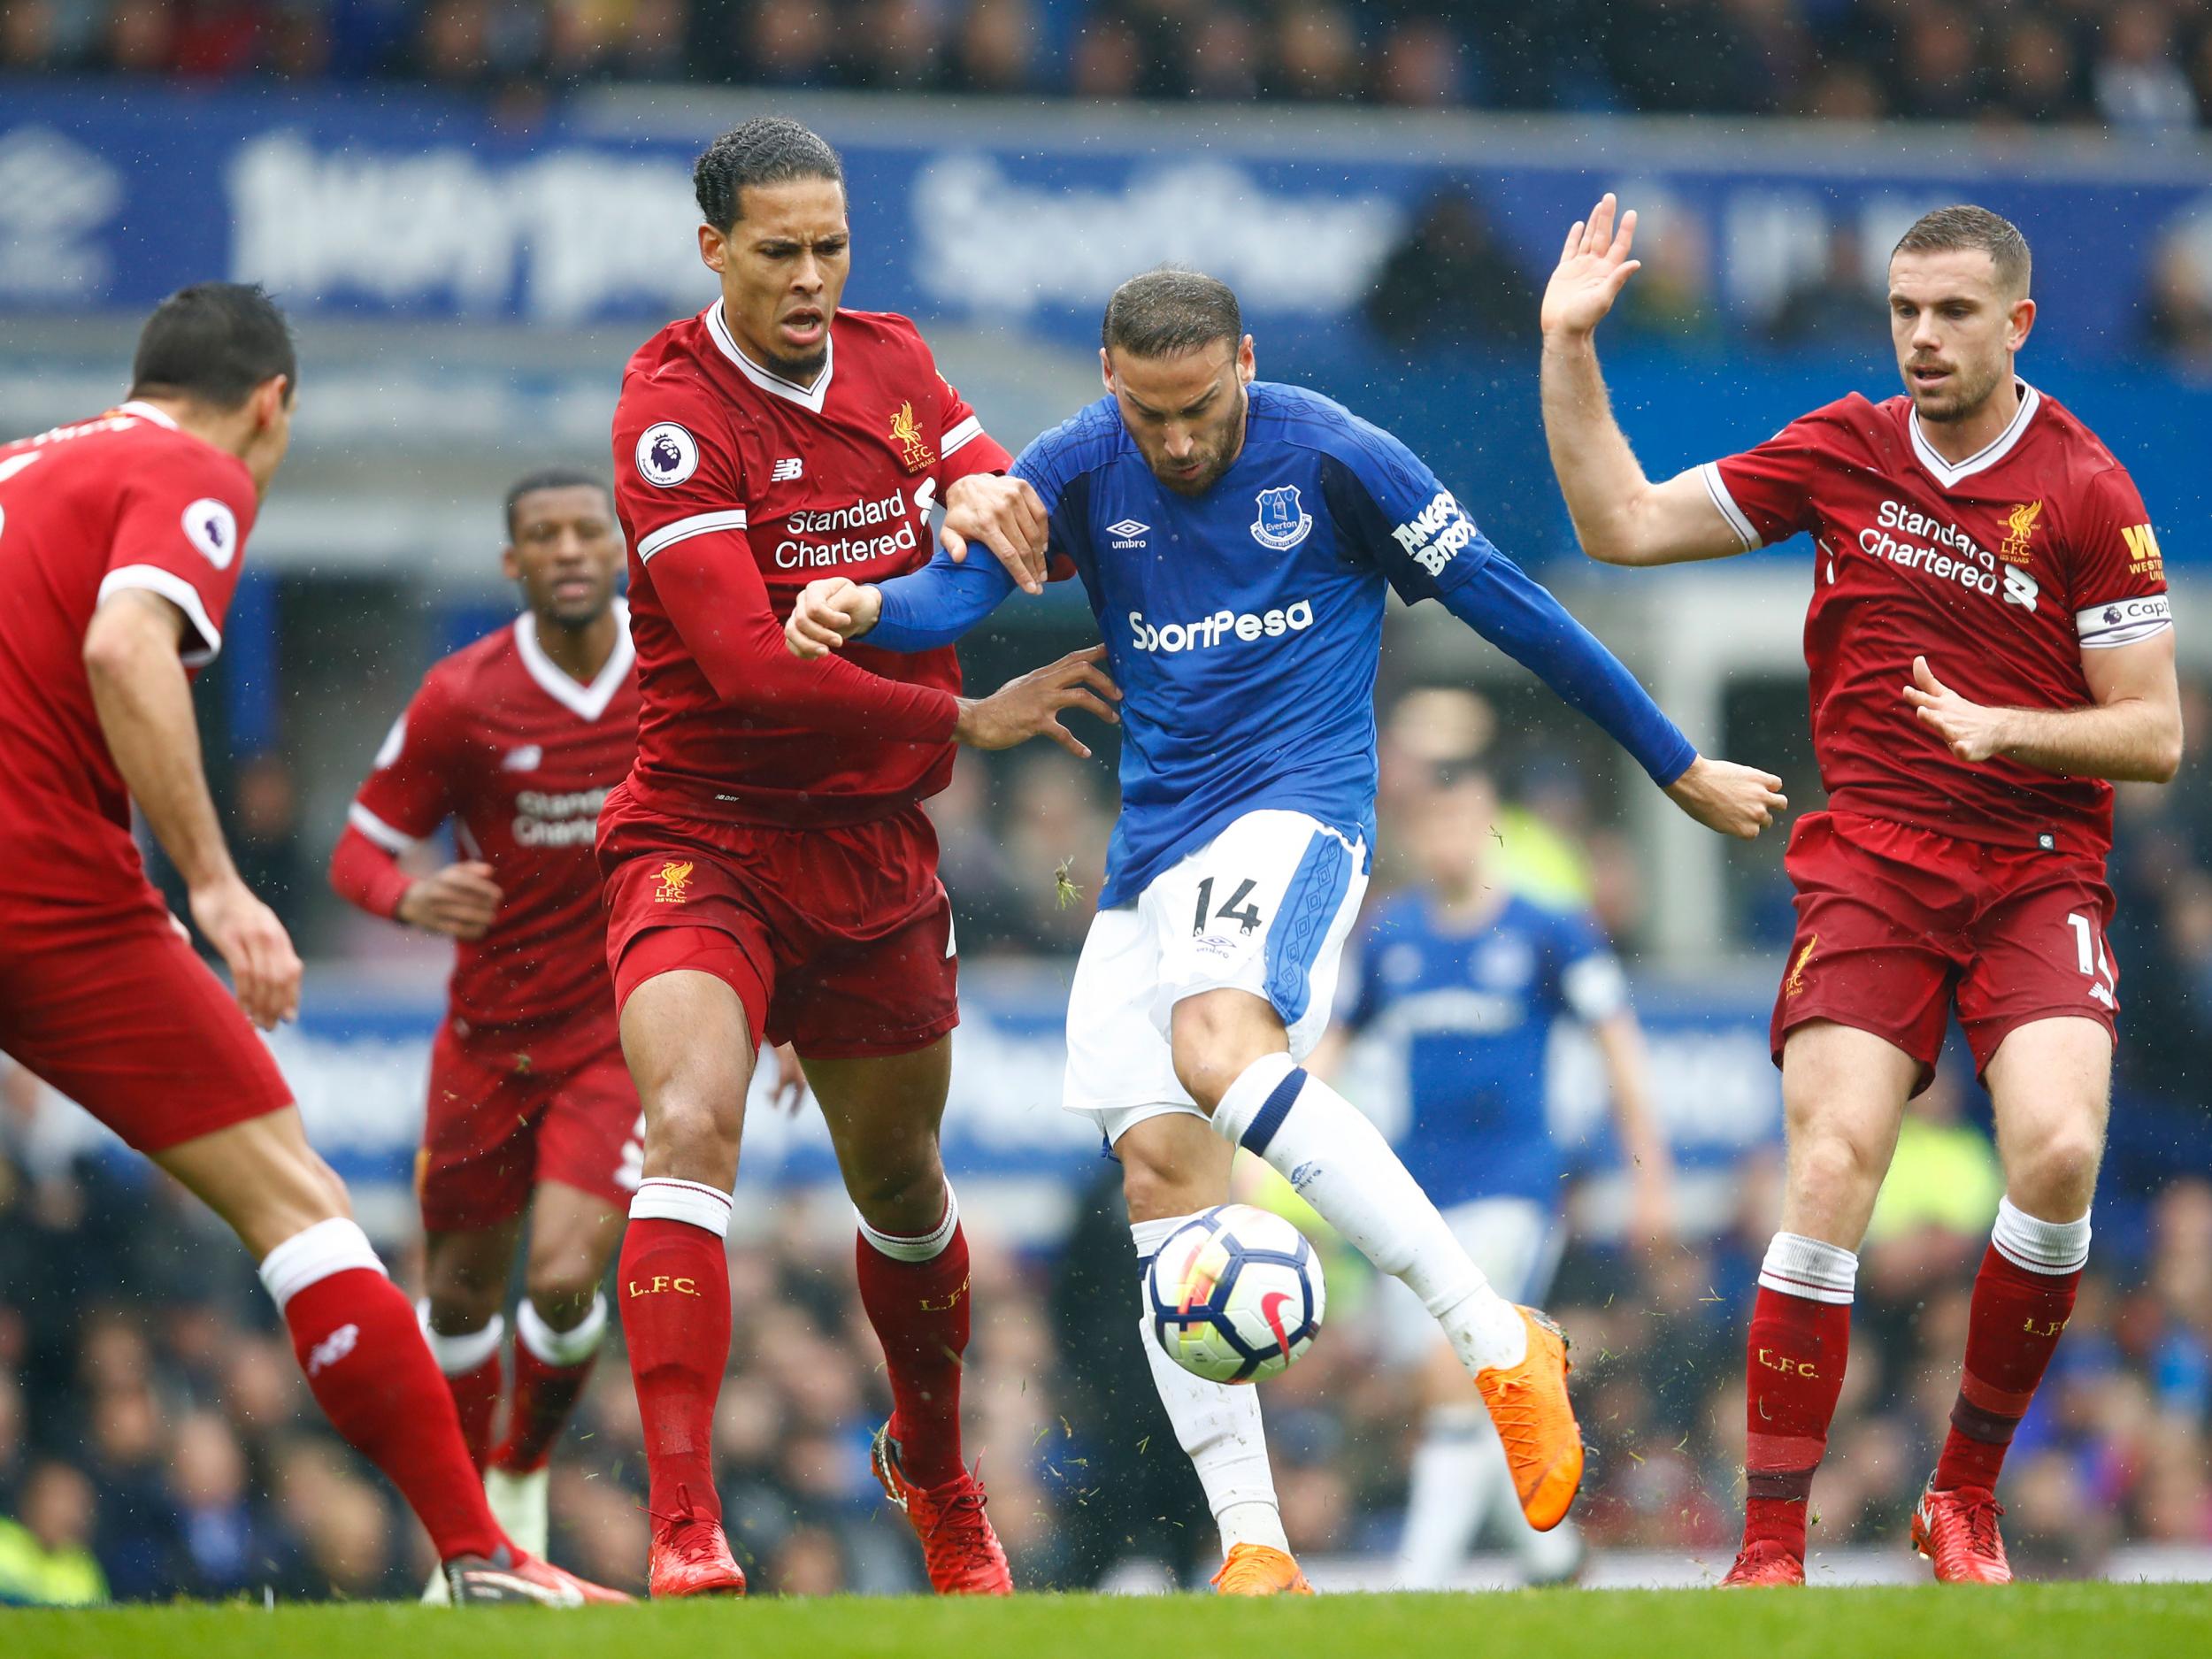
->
<box><xmin>611</xmin><ymin>303</ymin><xmax>1013</xmax><ymax>826</ymax></box>
<box><xmin>349</xmin><ymin>608</ymin><xmax>638</xmax><ymax>1036</ymax></box>
<box><xmin>0</xmin><ymin>403</ymin><xmax>259</xmax><ymax>910</ymax></box>
<box><xmin>1703</xmin><ymin>382</ymin><xmax>2170</xmax><ymax>856</ymax></box>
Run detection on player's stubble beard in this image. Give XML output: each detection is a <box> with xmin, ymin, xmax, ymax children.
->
<box><xmin>1149</xmin><ymin>389</ymin><xmax>1249</xmax><ymax>497</ymax></box>
<box><xmin>1909</xmin><ymin>353</ymin><xmax>2011</xmax><ymax>427</ymax></box>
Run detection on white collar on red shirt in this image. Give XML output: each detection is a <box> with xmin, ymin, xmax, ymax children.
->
<box><xmin>1909</xmin><ymin>378</ymin><xmax>2041</xmax><ymax>489</ymax></box>
<box><xmin>514</xmin><ymin>598</ymin><xmax>633</xmax><ymax>721</ymax></box>
<box><xmin>117</xmin><ymin>399</ymin><xmax>180</xmax><ymax>429</ymax></box>
<box><xmin>704</xmin><ymin>301</ymin><xmax>833</xmax><ymax>414</ymax></box>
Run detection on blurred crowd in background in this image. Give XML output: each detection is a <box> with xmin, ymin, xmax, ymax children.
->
<box><xmin>4</xmin><ymin>0</ymin><xmax>2212</xmax><ymax>133</ymax></box>
<box><xmin>8</xmin><ymin>678</ymin><xmax>2212</xmax><ymax>1601</ymax></box>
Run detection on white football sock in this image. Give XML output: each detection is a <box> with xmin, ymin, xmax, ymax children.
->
<box><xmin>1209</xmin><ymin>1054</ymin><xmax>1526</xmax><ymax>1371</ymax></box>
<box><xmin>1133</xmin><ymin>1216</ymin><xmax>1288</xmax><ymax>1557</ymax></box>
<box><xmin>1396</xmin><ymin>1402</ymin><xmax>1491</xmax><ymax>1588</ymax></box>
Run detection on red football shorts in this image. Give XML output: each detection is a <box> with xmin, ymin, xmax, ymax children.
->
<box><xmin>598</xmin><ymin>788</ymin><xmax>957</xmax><ymax>1059</ymax></box>
<box><xmin>416</xmin><ymin>1015</ymin><xmax>640</xmax><ymax>1233</ymax></box>
<box><xmin>1771</xmin><ymin>810</ymin><xmax>2119</xmax><ymax>1093</ymax></box>
<box><xmin>0</xmin><ymin>893</ymin><xmax>293</xmax><ymax>1153</ymax></box>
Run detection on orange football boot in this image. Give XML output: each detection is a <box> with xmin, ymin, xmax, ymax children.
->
<box><xmin>1473</xmin><ymin>1307</ymin><xmax>1584</xmax><ymax>1532</ymax></box>
<box><xmin>1911</xmin><ymin>1481</ymin><xmax>2012</xmax><ymax>1584</ymax></box>
<box><xmin>872</xmin><ymin>1425</ymin><xmax>1014</xmax><ymax>1595</ymax></box>
<box><xmin>1719</xmin><ymin>1539</ymin><xmax>1806</xmax><ymax>1586</ymax></box>
<box><xmin>1211</xmin><ymin>1543</ymin><xmax>1314</xmax><ymax>1596</ymax></box>
<box><xmin>646</xmin><ymin>1485</ymin><xmax>747</xmax><ymax>1598</ymax></box>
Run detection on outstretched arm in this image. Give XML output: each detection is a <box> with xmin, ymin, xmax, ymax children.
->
<box><xmin>1540</xmin><ymin>195</ymin><xmax>1752</xmax><ymax>568</ymax></box>
<box><xmin>1437</xmin><ymin>551</ymin><xmax>1787</xmax><ymax>838</ymax></box>
<box><xmin>786</xmin><ymin>543</ymin><xmax>1019</xmax><ymax>658</ymax></box>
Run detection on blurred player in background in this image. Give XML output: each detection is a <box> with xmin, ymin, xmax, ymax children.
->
<box><xmin>1542</xmin><ymin>197</ymin><xmax>2181</xmax><ymax>1585</ymax></box>
<box><xmin>602</xmin><ymin>117</ymin><xmax>1117</xmax><ymax>1597</ymax></box>
<box><xmin>786</xmin><ymin>267</ymin><xmax>1782</xmax><ymax>1594</ymax></box>
<box><xmin>0</xmin><ymin>284</ymin><xmax>618</xmax><ymax>1606</ymax></box>
<box><xmin>1316</xmin><ymin>731</ymin><xmax>1673</xmax><ymax>1588</ymax></box>
<box><xmin>329</xmin><ymin>468</ymin><xmax>638</xmax><ymax>1586</ymax></box>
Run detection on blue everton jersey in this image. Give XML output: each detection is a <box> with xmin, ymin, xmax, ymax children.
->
<box><xmin>1018</xmin><ymin>382</ymin><xmax>1502</xmax><ymax>906</ymax></box>
<box><xmin>1338</xmin><ymin>891</ymin><xmax>1628</xmax><ymax>1209</ymax></box>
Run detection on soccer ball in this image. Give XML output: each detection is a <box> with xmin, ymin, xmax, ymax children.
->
<box><xmin>1146</xmin><ymin>1203</ymin><xmax>1325</xmax><ymax>1384</ymax></box>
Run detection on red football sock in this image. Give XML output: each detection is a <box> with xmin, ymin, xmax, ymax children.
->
<box><xmin>416</xmin><ymin>1304</ymin><xmax>505</xmax><ymax>1472</ymax></box>
<box><xmin>283</xmin><ymin>1267</ymin><xmax>504</xmax><ymax>1561</ymax></box>
<box><xmin>1935</xmin><ymin>1240</ymin><xmax>2084</xmax><ymax>1493</ymax></box>
<box><xmin>495</xmin><ymin>1297</ymin><xmax>607</xmax><ymax>1474</ymax></box>
<box><xmin>1740</xmin><ymin>1233</ymin><xmax>1856</xmax><ymax>1559</ymax></box>
<box><xmin>856</xmin><ymin>1194</ymin><xmax>971</xmax><ymax>1489</ymax></box>
<box><xmin>620</xmin><ymin>1194</ymin><xmax>733</xmax><ymax>1524</ymax></box>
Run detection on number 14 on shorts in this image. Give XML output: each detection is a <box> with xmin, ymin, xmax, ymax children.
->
<box><xmin>1194</xmin><ymin>876</ymin><xmax>1265</xmax><ymax>937</ymax></box>
<box><xmin>2066</xmin><ymin>912</ymin><xmax>2117</xmax><ymax>1010</ymax></box>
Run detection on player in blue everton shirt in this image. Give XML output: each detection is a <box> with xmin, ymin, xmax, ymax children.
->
<box><xmin>1317</xmin><ymin>732</ymin><xmax>1673</xmax><ymax>1587</ymax></box>
<box><xmin>785</xmin><ymin>269</ymin><xmax>1784</xmax><ymax>1594</ymax></box>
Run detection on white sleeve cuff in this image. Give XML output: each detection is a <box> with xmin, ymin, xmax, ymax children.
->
<box><xmin>941</xmin><ymin>414</ymin><xmax>985</xmax><ymax>457</ymax></box>
<box><xmin>348</xmin><ymin>801</ymin><xmax>420</xmax><ymax>854</ymax></box>
<box><xmin>636</xmin><ymin>509</ymin><xmax>748</xmax><ymax>562</ymax></box>
<box><xmin>1697</xmin><ymin>462</ymin><xmax>1761</xmax><ymax>551</ymax></box>
<box><xmin>97</xmin><ymin>565</ymin><xmax>223</xmax><ymax>666</ymax></box>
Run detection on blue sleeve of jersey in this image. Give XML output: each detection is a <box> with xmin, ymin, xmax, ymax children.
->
<box><xmin>1437</xmin><ymin>555</ymin><xmax>1696</xmax><ymax>787</ymax></box>
<box><xmin>864</xmin><ymin>544</ymin><xmax>1017</xmax><ymax>653</ymax></box>
<box><xmin>1317</xmin><ymin>419</ymin><xmax>1695</xmax><ymax>787</ymax></box>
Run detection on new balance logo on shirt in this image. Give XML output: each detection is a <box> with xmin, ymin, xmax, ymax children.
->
<box><xmin>772</xmin><ymin>457</ymin><xmax>804</xmax><ymax>482</ymax></box>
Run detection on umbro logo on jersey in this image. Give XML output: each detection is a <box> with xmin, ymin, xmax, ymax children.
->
<box><xmin>501</xmin><ymin>744</ymin><xmax>542</xmax><ymax>772</ymax></box>
<box><xmin>772</xmin><ymin>457</ymin><xmax>803</xmax><ymax>482</ymax></box>
<box><xmin>1107</xmin><ymin>518</ymin><xmax>1148</xmax><ymax>549</ymax></box>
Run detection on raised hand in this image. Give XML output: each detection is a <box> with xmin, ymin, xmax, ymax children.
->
<box><xmin>189</xmin><ymin>873</ymin><xmax>303</xmax><ymax>1029</ymax></box>
<box><xmin>954</xmin><ymin>644</ymin><xmax>1122</xmax><ymax>758</ymax></box>
<box><xmin>786</xmin><ymin>577</ymin><xmax>882</xmax><ymax>658</ymax></box>
<box><xmin>941</xmin><ymin>472</ymin><xmax>1050</xmax><ymax>595</ymax></box>
<box><xmin>1662</xmin><ymin>755</ymin><xmax>1789</xmax><ymax>840</ymax></box>
<box><xmin>397</xmin><ymin>860</ymin><xmax>504</xmax><ymax>941</ymax></box>
<box><xmin>1540</xmin><ymin>193</ymin><xmax>1642</xmax><ymax>342</ymax></box>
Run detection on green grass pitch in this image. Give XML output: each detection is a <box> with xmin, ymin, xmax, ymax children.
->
<box><xmin>6</xmin><ymin>1585</ymin><xmax>2210</xmax><ymax>1659</ymax></box>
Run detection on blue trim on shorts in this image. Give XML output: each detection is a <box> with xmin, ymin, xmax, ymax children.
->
<box><xmin>1263</xmin><ymin>829</ymin><xmax>1354</xmax><ymax>1027</ymax></box>
<box><xmin>1240</xmin><ymin>1067</ymin><xmax>1307</xmax><ymax>1156</ymax></box>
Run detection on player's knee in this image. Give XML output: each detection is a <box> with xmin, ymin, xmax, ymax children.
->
<box><xmin>641</xmin><ymin>1087</ymin><xmax>741</xmax><ymax>1183</ymax></box>
<box><xmin>845</xmin><ymin>1156</ymin><xmax>947</xmax><ymax>1234</ymax></box>
<box><xmin>524</xmin><ymin>1265</ymin><xmax>603</xmax><ymax>1328</ymax></box>
<box><xmin>1795</xmin><ymin>1129</ymin><xmax>1884</xmax><ymax>1209</ymax></box>
<box><xmin>424</xmin><ymin>1266</ymin><xmax>504</xmax><ymax>1334</ymax></box>
<box><xmin>2015</xmin><ymin>1131</ymin><xmax>2103</xmax><ymax>1213</ymax></box>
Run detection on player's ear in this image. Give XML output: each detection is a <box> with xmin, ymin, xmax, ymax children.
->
<box><xmin>500</xmin><ymin>543</ymin><xmax>521</xmax><ymax>583</ymax></box>
<box><xmin>1236</xmin><ymin>335</ymin><xmax>1256</xmax><ymax>385</ymax></box>
<box><xmin>1098</xmin><ymin>347</ymin><xmax>1114</xmax><ymax>393</ymax></box>
<box><xmin>698</xmin><ymin>223</ymin><xmax>726</xmax><ymax>275</ymax></box>
<box><xmin>254</xmin><ymin>373</ymin><xmax>290</xmax><ymax>428</ymax></box>
<box><xmin>2008</xmin><ymin>295</ymin><xmax>2036</xmax><ymax>354</ymax></box>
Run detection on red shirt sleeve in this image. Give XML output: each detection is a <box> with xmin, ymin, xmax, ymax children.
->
<box><xmin>99</xmin><ymin>441</ymin><xmax>259</xmax><ymax>668</ymax></box>
<box><xmin>1703</xmin><ymin>403</ymin><xmax>1856</xmax><ymax>551</ymax></box>
<box><xmin>615</xmin><ymin>374</ymin><xmax>960</xmax><ymax>741</ymax></box>
<box><xmin>350</xmin><ymin>672</ymin><xmax>461</xmax><ymax>851</ymax></box>
<box><xmin>328</xmin><ymin>826</ymin><xmax>413</xmax><ymax>919</ymax></box>
<box><xmin>2069</xmin><ymin>465</ymin><xmax>2174</xmax><ymax>651</ymax></box>
<box><xmin>929</xmin><ymin>363</ymin><xmax>1014</xmax><ymax>490</ymax></box>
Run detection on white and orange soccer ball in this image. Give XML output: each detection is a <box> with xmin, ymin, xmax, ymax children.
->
<box><xmin>1146</xmin><ymin>1203</ymin><xmax>1325</xmax><ymax>1384</ymax></box>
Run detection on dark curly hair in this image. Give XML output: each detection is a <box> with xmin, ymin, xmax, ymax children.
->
<box><xmin>695</xmin><ymin>117</ymin><xmax>845</xmax><ymax>232</ymax></box>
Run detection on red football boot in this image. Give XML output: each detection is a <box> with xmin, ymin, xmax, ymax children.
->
<box><xmin>445</xmin><ymin>1545</ymin><xmax>632</xmax><ymax>1605</ymax></box>
<box><xmin>1719</xmin><ymin>1538</ymin><xmax>1806</xmax><ymax>1586</ymax></box>
<box><xmin>872</xmin><ymin>1424</ymin><xmax>1013</xmax><ymax>1595</ymax></box>
<box><xmin>1912</xmin><ymin>1481</ymin><xmax>2012</xmax><ymax>1584</ymax></box>
<box><xmin>647</xmin><ymin>1485</ymin><xmax>748</xmax><ymax>1598</ymax></box>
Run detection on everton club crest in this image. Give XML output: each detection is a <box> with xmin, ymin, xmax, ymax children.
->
<box><xmin>1250</xmin><ymin>485</ymin><xmax>1313</xmax><ymax>550</ymax></box>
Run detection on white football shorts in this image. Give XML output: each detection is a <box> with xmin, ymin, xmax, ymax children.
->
<box><xmin>1064</xmin><ymin>809</ymin><xmax>1369</xmax><ymax>1149</ymax></box>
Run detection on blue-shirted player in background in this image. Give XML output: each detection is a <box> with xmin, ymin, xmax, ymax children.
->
<box><xmin>785</xmin><ymin>269</ymin><xmax>1785</xmax><ymax>1594</ymax></box>
<box><xmin>1315</xmin><ymin>726</ymin><xmax>1674</xmax><ymax>1587</ymax></box>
